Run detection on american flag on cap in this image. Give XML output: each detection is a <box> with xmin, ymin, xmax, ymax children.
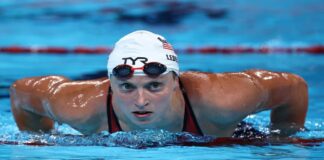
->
<box><xmin>158</xmin><ymin>37</ymin><xmax>174</xmax><ymax>51</ymax></box>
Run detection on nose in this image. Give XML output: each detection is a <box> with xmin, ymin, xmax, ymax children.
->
<box><xmin>135</xmin><ymin>88</ymin><xmax>149</xmax><ymax>108</ymax></box>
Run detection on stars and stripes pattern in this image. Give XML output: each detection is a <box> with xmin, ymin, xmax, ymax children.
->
<box><xmin>158</xmin><ymin>37</ymin><xmax>174</xmax><ymax>51</ymax></box>
<box><xmin>162</xmin><ymin>42</ymin><xmax>173</xmax><ymax>51</ymax></box>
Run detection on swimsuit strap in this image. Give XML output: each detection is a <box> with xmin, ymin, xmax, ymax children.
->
<box><xmin>179</xmin><ymin>78</ymin><xmax>204</xmax><ymax>135</ymax></box>
<box><xmin>107</xmin><ymin>86</ymin><xmax>122</xmax><ymax>133</ymax></box>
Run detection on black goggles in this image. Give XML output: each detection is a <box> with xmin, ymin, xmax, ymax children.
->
<box><xmin>112</xmin><ymin>62</ymin><xmax>168</xmax><ymax>79</ymax></box>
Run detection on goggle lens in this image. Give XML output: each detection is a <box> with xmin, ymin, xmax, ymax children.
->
<box><xmin>143</xmin><ymin>63</ymin><xmax>167</xmax><ymax>77</ymax></box>
<box><xmin>112</xmin><ymin>65</ymin><xmax>133</xmax><ymax>79</ymax></box>
<box><xmin>112</xmin><ymin>62</ymin><xmax>168</xmax><ymax>79</ymax></box>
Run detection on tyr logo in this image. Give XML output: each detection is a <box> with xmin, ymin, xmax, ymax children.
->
<box><xmin>122</xmin><ymin>57</ymin><xmax>148</xmax><ymax>65</ymax></box>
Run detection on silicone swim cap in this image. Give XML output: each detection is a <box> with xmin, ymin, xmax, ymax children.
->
<box><xmin>107</xmin><ymin>30</ymin><xmax>179</xmax><ymax>78</ymax></box>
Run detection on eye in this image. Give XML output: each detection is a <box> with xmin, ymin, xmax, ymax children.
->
<box><xmin>119</xmin><ymin>83</ymin><xmax>135</xmax><ymax>92</ymax></box>
<box><xmin>146</xmin><ymin>82</ymin><xmax>163</xmax><ymax>91</ymax></box>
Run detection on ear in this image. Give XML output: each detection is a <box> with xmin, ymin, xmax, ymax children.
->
<box><xmin>109</xmin><ymin>78</ymin><xmax>116</xmax><ymax>93</ymax></box>
<box><xmin>173</xmin><ymin>77</ymin><xmax>180</xmax><ymax>91</ymax></box>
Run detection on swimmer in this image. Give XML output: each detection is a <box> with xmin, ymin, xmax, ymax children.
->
<box><xmin>10</xmin><ymin>30</ymin><xmax>308</xmax><ymax>137</ymax></box>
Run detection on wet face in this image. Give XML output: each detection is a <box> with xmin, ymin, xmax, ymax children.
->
<box><xmin>110</xmin><ymin>72</ymin><xmax>179</xmax><ymax>130</ymax></box>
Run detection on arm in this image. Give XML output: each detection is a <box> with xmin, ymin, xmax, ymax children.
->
<box><xmin>10</xmin><ymin>76</ymin><xmax>70</xmax><ymax>133</ymax></box>
<box><xmin>181</xmin><ymin>71</ymin><xmax>308</xmax><ymax>137</ymax></box>
<box><xmin>246</xmin><ymin>70</ymin><xmax>308</xmax><ymax>136</ymax></box>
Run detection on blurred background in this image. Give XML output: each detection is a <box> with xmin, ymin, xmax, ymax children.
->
<box><xmin>1</xmin><ymin>0</ymin><xmax>323</xmax><ymax>47</ymax></box>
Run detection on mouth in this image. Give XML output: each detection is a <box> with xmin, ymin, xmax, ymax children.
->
<box><xmin>132</xmin><ymin>111</ymin><xmax>153</xmax><ymax>118</ymax></box>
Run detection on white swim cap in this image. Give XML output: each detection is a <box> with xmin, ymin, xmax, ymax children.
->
<box><xmin>107</xmin><ymin>30</ymin><xmax>179</xmax><ymax>78</ymax></box>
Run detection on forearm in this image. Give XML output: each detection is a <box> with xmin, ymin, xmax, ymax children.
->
<box><xmin>9</xmin><ymin>76</ymin><xmax>68</xmax><ymax>132</ymax></box>
<box><xmin>270</xmin><ymin>77</ymin><xmax>308</xmax><ymax>136</ymax></box>
<box><xmin>10</xmin><ymin>88</ymin><xmax>54</xmax><ymax>133</ymax></box>
<box><xmin>11</xmin><ymin>102</ymin><xmax>54</xmax><ymax>133</ymax></box>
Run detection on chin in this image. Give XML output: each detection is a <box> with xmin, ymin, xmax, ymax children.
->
<box><xmin>133</xmin><ymin>118</ymin><xmax>160</xmax><ymax>129</ymax></box>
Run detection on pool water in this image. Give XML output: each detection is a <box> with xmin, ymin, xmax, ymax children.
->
<box><xmin>1</xmin><ymin>0</ymin><xmax>324</xmax><ymax>159</ymax></box>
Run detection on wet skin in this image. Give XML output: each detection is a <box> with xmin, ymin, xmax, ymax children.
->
<box><xmin>10</xmin><ymin>70</ymin><xmax>308</xmax><ymax>137</ymax></box>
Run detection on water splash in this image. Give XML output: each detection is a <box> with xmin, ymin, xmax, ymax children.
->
<box><xmin>1</xmin><ymin>129</ymin><xmax>323</xmax><ymax>148</ymax></box>
<box><xmin>0</xmin><ymin>130</ymin><xmax>214</xmax><ymax>148</ymax></box>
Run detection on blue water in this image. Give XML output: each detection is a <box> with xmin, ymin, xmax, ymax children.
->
<box><xmin>1</xmin><ymin>0</ymin><xmax>324</xmax><ymax>159</ymax></box>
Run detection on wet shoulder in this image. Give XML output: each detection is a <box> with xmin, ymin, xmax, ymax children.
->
<box><xmin>179</xmin><ymin>71</ymin><xmax>219</xmax><ymax>110</ymax></box>
<box><xmin>48</xmin><ymin>77</ymin><xmax>110</xmax><ymax>115</ymax></box>
<box><xmin>179</xmin><ymin>71</ymin><xmax>265</xmax><ymax>112</ymax></box>
<box><xmin>179</xmin><ymin>71</ymin><xmax>257</xmax><ymax>98</ymax></box>
<box><xmin>51</xmin><ymin>78</ymin><xmax>110</xmax><ymax>98</ymax></box>
<box><xmin>48</xmin><ymin>78</ymin><xmax>110</xmax><ymax>132</ymax></box>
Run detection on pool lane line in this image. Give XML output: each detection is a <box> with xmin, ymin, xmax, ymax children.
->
<box><xmin>0</xmin><ymin>46</ymin><xmax>111</xmax><ymax>54</ymax></box>
<box><xmin>1</xmin><ymin>45</ymin><xmax>324</xmax><ymax>54</ymax></box>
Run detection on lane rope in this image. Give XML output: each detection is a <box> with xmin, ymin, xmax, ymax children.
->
<box><xmin>1</xmin><ymin>45</ymin><xmax>324</xmax><ymax>54</ymax></box>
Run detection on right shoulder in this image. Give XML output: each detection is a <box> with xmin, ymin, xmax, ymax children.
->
<box><xmin>11</xmin><ymin>76</ymin><xmax>71</xmax><ymax>100</ymax></box>
<box><xmin>11</xmin><ymin>76</ymin><xmax>111</xmax><ymax>134</ymax></box>
<box><xmin>46</xmin><ymin>77</ymin><xmax>110</xmax><ymax>128</ymax></box>
<box><xmin>48</xmin><ymin>77</ymin><xmax>110</xmax><ymax>99</ymax></box>
<box><xmin>11</xmin><ymin>76</ymin><xmax>110</xmax><ymax>120</ymax></box>
<box><xmin>11</xmin><ymin>76</ymin><xmax>70</xmax><ymax>90</ymax></box>
<box><xmin>45</xmin><ymin>77</ymin><xmax>110</xmax><ymax>112</ymax></box>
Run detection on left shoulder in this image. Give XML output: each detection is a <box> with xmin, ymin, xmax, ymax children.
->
<box><xmin>244</xmin><ymin>69</ymin><xmax>306</xmax><ymax>81</ymax></box>
<box><xmin>243</xmin><ymin>69</ymin><xmax>308</xmax><ymax>93</ymax></box>
<box><xmin>179</xmin><ymin>71</ymin><xmax>266</xmax><ymax>124</ymax></box>
<box><xmin>243</xmin><ymin>69</ymin><xmax>308</xmax><ymax>111</ymax></box>
<box><xmin>179</xmin><ymin>71</ymin><xmax>266</xmax><ymax>100</ymax></box>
